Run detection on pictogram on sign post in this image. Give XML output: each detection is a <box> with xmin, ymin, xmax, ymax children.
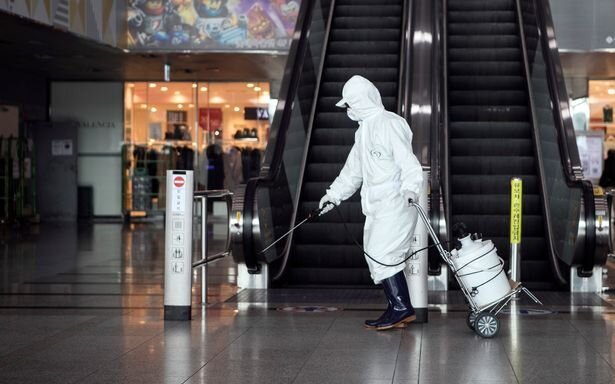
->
<box><xmin>164</xmin><ymin>170</ymin><xmax>193</xmax><ymax>321</ymax></box>
<box><xmin>509</xmin><ymin>178</ymin><xmax>523</xmax><ymax>283</ymax></box>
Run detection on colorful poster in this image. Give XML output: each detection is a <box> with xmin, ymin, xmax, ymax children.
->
<box><xmin>127</xmin><ymin>0</ymin><xmax>301</xmax><ymax>51</ymax></box>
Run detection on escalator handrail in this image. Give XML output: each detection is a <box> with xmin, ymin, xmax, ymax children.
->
<box><xmin>533</xmin><ymin>0</ymin><xmax>583</xmax><ymax>181</ymax></box>
<box><xmin>240</xmin><ymin>0</ymin><xmax>317</xmax><ymax>272</ymax></box>
<box><xmin>398</xmin><ymin>0</ymin><xmax>413</xmax><ymax>118</ymax></box>
<box><xmin>273</xmin><ymin>0</ymin><xmax>337</xmax><ymax>281</ymax></box>
<box><xmin>532</xmin><ymin>0</ymin><xmax>597</xmax><ymax>273</ymax></box>
<box><xmin>441</xmin><ymin>0</ymin><xmax>452</xmax><ymax>250</ymax></box>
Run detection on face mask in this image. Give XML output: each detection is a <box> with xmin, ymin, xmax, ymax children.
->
<box><xmin>346</xmin><ymin>108</ymin><xmax>360</xmax><ymax>121</ymax></box>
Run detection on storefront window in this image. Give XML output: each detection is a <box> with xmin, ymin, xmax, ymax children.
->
<box><xmin>123</xmin><ymin>81</ymin><xmax>270</xmax><ymax>217</ymax></box>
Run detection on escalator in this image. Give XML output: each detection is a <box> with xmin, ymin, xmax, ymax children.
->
<box><xmin>286</xmin><ymin>0</ymin><xmax>406</xmax><ymax>286</ymax></box>
<box><xmin>232</xmin><ymin>0</ymin><xmax>609</xmax><ymax>290</ymax></box>
<box><xmin>440</xmin><ymin>0</ymin><xmax>608</xmax><ymax>290</ymax></box>
<box><xmin>445</xmin><ymin>0</ymin><xmax>552</xmax><ymax>288</ymax></box>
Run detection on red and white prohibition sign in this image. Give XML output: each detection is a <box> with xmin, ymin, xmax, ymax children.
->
<box><xmin>173</xmin><ymin>176</ymin><xmax>185</xmax><ymax>188</ymax></box>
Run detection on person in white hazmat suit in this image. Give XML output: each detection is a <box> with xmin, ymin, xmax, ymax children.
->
<box><xmin>319</xmin><ymin>75</ymin><xmax>423</xmax><ymax>330</ymax></box>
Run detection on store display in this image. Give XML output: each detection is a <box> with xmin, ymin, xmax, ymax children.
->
<box><xmin>604</xmin><ymin>105</ymin><xmax>613</xmax><ymax>123</ymax></box>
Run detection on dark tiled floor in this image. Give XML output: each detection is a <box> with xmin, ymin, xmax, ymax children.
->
<box><xmin>1</xmin><ymin>222</ymin><xmax>615</xmax><ymax>383</ymax></box>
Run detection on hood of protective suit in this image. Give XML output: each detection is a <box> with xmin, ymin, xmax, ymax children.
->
<box><xmin>336</xmin><ymin>75</ymin><xmax>385</xmax><ymax>121</ymax></box>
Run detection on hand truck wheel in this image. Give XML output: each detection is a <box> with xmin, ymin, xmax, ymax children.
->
<box><xmin>466</xmin><ymin>311</ymin><xmax>478</xmax><ymax>331</ymax></box>
<box><xmin>474</xmin><ymin>312</ymin><xmax>499</xmax><ymax>338</ymax></box>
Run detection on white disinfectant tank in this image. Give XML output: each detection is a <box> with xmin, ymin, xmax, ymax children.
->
<box><xmin>451</xmin><ymin>235</ymin><xmax>512</xmax><ymax>308</ymax></box>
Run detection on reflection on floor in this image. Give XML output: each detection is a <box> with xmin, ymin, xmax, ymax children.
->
<box><xmin>1</xmin><ymin>222</ymin><xmax>615</xmax><ymax>383</ymax></box>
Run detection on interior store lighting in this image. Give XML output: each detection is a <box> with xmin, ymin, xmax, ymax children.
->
<box><xmin>128</xmin><ymin>83</ymin><xmax>135</xmax><ymax>88</ymax></box>
<box><xmin>254</xmin><ymin>86</ymin><xmax>262</xmax><ymax>92</ymax></box>
<box><xmin>161</xmin><ymin>86</ymin><xmax>169</xmax><ymax>92</ymax></box>
<box><xmin>149</xmin><ymin>83</ymin><xmax>157</xmax><ymax>88</ymax></box>
<box><xmin>234</xmin><ymin>107</ymin><xmax>240</xmax><ymax>112</ymax></box>
<box><xmin>140</xmin><ymin>104</ymin><xmax>147</xmax><ymax>109</ymax></box>
<box><xmin>189</xmin><ymin>104</ymin><xmax>194</xmax><ymax>108</ymax></box>
<box><xmin>246</xmin><ymin>83</ymin><xmax>255</xmax><ymax>88</ymax></box>
<box><xmin>174</xmin><ymin>91</ymin><xmax>181</xmax><ymax>95</ymax></box>
<box><xmin>177</xmin><ymin>104</ymin><xmax>184</xmax><ymax>108</ymax></box>
<box><xmin>225</xmin><ymin>104</ymin><xmax>230</xmax><ymax>108</ymax></box>
<box><xmin>150</xmin><ymin>107</ymin><xmax>158</xmax><ymax>112</ymax></box>
<box><xmin>192</xmin><ymin>83</ymin><xmax>198</xmax><ymax>88</ymax></box>
<box><xmin>609</xmin><ymin>89</ymin><xmax>615</xmax><ymax>95</ymax></box>
<box><xmin>200</xmin><ymin>87</ymin><xmax>208</xmax><ymax>92</ymax></box>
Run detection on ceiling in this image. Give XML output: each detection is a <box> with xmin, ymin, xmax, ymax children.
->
<box><xmin>0</xmin><ymin>11</ymin><xmax>288</xmax><ymax>84</ymax></box>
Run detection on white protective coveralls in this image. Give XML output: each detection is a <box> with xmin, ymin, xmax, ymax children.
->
<box><xmin>323</xmin><ymin>75</ymin><xmax>423</xmax><ymax>283</ymax></box>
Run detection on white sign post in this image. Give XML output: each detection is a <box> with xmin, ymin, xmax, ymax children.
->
<box><xmin>164</xmin><ymin>170</ymin><xmax>194</xmax><ymax>321</ymax></box>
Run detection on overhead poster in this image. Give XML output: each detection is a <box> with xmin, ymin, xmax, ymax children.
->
<box><xmin>127</xmin><ymin>0</ymin><xmax>301</xmax><ymax>51</ymax></box>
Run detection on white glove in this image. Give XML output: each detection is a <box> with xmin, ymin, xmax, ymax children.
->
<box><xmin>404</xmin><ymin>191</ymin><xmax>418</xmax><ymax>204</ymax></box>
<box><xmin>318</xmin><ymin>194</ymin><xmax>339</xmax><ymax>216</ymax></box>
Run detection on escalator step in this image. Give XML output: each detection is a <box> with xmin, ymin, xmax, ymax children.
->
<box><xmin>305</xmin><ymin>163</ymin><xmax>344</xmax><ymax>182</ymax></box>
<box><xmin>448</xmin><ymin>35</ymin><xmax>519</xmax><ymax>49</ymax></box>
<box><xmin>449</xmin><ymin>122</ymin><xmax>531</xmax><ymax>138</ymax></box>
<box><xmin>451</xmin><ymin>214</ymin><xmax>545</xmax><ymax>237</ymax></box>
<box><xmin>315</xmin><ymin>112</ymin><xmax>360</xmax><ymax>129</ymax></box>
<box><xmin>320</xmin><ymin>81</ymin><xmax>398</xmax><ymax>97</ymax></box>
<box><xmin>451</xmin><ymin>194</ymin><xmax>541</xmax><ymax>215</ymax></box>
<box><xmin>451</xmin><ymin>138</ymin><xmax>533</xmax><ymax>156</ymax></box>
<box><xmin>448</xmin><ymin>11</ymin><xmax>515</xmax><ymax>23</ymax></box>
<box><xmin>302</xmin><ymin>180</ymin><xmax>361</xmax><ymax>202</ymax></box>
<box><xmin>449</xmin><ymin>105</ymin><xmax>529</xmax><ymax>122</ymax></box>
<box><xmin>335</xmin><ymin>5</ymin><xmax>402</xmax><ymax>17</ymax></box>
<box><xmin>324</xmin><ymin>67</ymin><xmax>398</xmax><ymax>82</ymax></box>
<box><xmin>448</xmin><ymin>22</ymin><xmax>517</xmax><ymax>35</ymax></box>
<box><xmin>451</xmin><ymin>174</ymin><xmax>539</xmax><ymax>194</ymax></box>
<box><xmin>448</xmin><ymin>0</ymin><xmax>515</xmax><ymax>12</ymax></box>
<box><xmin>331</xmin><ymin>13</ymin><xmax>401</xmax><ymax>30</ymax></box>
<box><xmin>449</xmin><ymin>61</ymin><xmax>522</xmax><ymax>76</ymax></box>
<box><xmin>330</xmin><ymin>27</ymin><xmax>401</xmax><ymax>41</ymax></box>
<box><xmin>449</xmin><ymin>75</ymin><xmax>525</xmax><ymax>91</ymax></box>
<box><xmin>449</xmin><ymin>90</ymin><xmax>527</xmax><ymax>106</ymax></box>
<box><xmin>292</xmin><ymin>245</ymin><xmax>366</xmax><ymax>268</ymax></box>
<box><xmin>310</xmin><ymin>128</ymin><xmax>356</xmax><ymax>146</ymax></box>
<box><xmin>450</xmin><ymin>155</ymin><xmax>535</xmax><ymax>174</ymax></box>
<box><xmin>326</xmin><ymin>54</ymin><xmax>399</xmax><ymax>68</ymax></box>
<box><xmin>327</xmin><ymin>41</ymin><xmax>400</xmax><ymax>55</ymax></box>
<box><xmin>337</xmin><ymin>0</ymin><xmax>402</xmax><ymax>4</ymax></box>
<box><xmin>308</xmin><ymin>144</ymin><xmax>353</xmax><ymax>163</ymax></box>
<box><xmin>294</xmin><ymin>222</ymin><xmax>364</xmax><ymax>244</ymax></box>
<box><xmin>449</xmin><ymin>48</ymin><xmax>521</xmax><ymax>62</ymax></box>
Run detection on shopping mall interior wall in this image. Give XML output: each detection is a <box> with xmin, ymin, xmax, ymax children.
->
<box><xmin>0</xmin><ymin>68</ymin><xmax>47</xmax><ymax>122</ymax></box>
<box><xmin>51</xmin><ymin>82</ymin><xmax>123</xmax><ymax>217</ymax></box>
<box><xmin>551</xmin><ymin>0</ymin><xmax>615</xmax><ymax>51</ymax></box>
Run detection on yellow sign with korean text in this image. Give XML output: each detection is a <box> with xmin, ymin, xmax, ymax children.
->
<box><xmin>510</xmin><ymin>178</ymin><xmax>523</xmax><ymax>244</ymax></box>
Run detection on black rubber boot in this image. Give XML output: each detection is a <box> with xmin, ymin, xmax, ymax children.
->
<box><xmin>375</xmin><ymin>271</ymin><xmax>416</xmax><ymax>331</ymax></box>
<box><xmin>364</xmin><ymin>290</ymin><xmax>391</xmax><ymax>329</ymax></box>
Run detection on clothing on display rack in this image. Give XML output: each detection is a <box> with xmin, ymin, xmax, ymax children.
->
<box><xmin>206</xmin><ymin>143</ymin><xmax>225</xmax><ymax>190</ymax></box>
<box><xmin>223</xmin><ymin>146</ymin><xmax>244</xmax><ymax>191</ymax></box>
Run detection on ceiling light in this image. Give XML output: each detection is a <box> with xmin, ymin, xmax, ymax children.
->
<box><xmin>140</xmin><ymin>104</ymin><xmax>147</xmax><ymax>109</ymax></box>
<box><xmin>233</xmin><ymin>106</ymin><xmax>240</xmax><ymax>112</ymax></box>
<box><xmin>149</xmin><ymin>83</ymin><xmax>157</xmax><ymax>88</ymax></box>
<box><xmin>608</xmin><ymin>89</ymin><xmax>615</xmax><ymax>95</ymax></box>
<box><xmin>246</xmin><ymin>83</ymin><xmax>255</xmax><ymax>88</ymax></box>
<box><xmin>189</xmin><ymin>104</ymin><xmax>194</xmax><ymax>108</ymax></box>
<box><xmin>127</xmin><ymin>83</ymin><xmax>135</xmax><ymax>88</ymax></box>
<box><xmin>254</xmin><ymin>86</ymin><xmax>262</xmax><ymax>92</ymax></box>
<box><xmin>225</xmin><ymin>104</ymin><xmax>230</xmax><ymax>109</ymax></box>
<box><xmin>174</xmin><ymin>91</ymin><xmax>181</xmax><ymax>95</ymax></box>
<box><xmin>200</xmin><ymin>87</ymin><xmax>208</xmax><ymax>92</ymax></box>
<box><xmin>150</xmin><ymin>107</ymin><xmax>158</xmax><ymax>112</ymax></box>
<box><xmin>192</xmin><ymin>83</ymin><xmax>198</xmax><ymax>88</ymax></box>
<box><xmin>177</xmin><ymin>104</ymin><xmax>184</xmax><ymax>108</ymax></box>
<box><xmin>161</xmin><ymin>86</ymin><xmax>168</xmax><ymax>92</ymax></box>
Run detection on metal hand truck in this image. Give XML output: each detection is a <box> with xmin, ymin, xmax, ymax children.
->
<box><xmin>410</xmin><ymin>201</ymin><xmax>543</xmax><ymax>338</ymax></box>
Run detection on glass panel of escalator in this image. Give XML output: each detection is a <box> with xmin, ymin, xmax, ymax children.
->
<box><xmin>520</xmin><ymin>0</ymin><xmax>581</xmax><ymax>265</ymax></box>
